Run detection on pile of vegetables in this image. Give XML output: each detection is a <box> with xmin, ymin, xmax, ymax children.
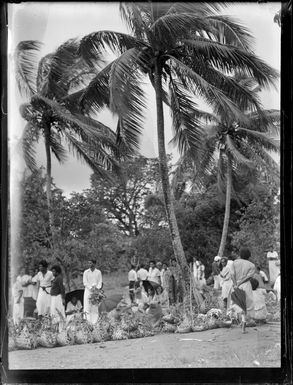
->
<box><xmin>8</xmin><ymin>290</ymin><xmax>280</xmax><ymax>351</ymax></box>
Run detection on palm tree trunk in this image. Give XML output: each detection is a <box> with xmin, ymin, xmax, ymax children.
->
<box><xmin>153</xmin><ymin>61</ymin><xmax>189</xmax><ymax>283</ymax></box>
<box><xmin>218</xmin><ymin>154</ymin><xmax>232</xmax><ymax>258</ymax></box>
<box><xmin>43</xmin><ymin>123</ymin><xmax>54</xmax><ymax>242</ymax></box>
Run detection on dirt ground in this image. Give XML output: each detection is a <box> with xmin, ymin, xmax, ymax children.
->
<box><xmin>9</xmin><ymin>322</ymin><xmax>280</xmax><ymax>369</ymax></box>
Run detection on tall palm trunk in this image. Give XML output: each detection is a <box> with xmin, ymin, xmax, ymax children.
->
<box><xmin>43</xmin><ymin>122</ymin><xmax>54</xmax><ymax>245</ymax></box>
<box><xmin>218</xmin><ymin>154</ymin><xmax>232</xmax><ymax>258</ymax></box>
<box><xmin>153</xmin><ymin>61</ymin><xmax>189</xmax><ymax>282</ymax></box>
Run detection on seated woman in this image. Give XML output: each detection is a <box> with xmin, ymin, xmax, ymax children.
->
<box><xmin>251</xmin><ymin>278</ymin><xmax>268</xmax><ymax>322</ymax></box>
<box><xmin>66</xmin><ymin>295</ymin><xmax>83</xmax><ymax>323</ymax></box>
<box><xmin>134</xmin><ymin>287</ymin><xmax>148</xmax><ymax>312</ymax></box>
<box><xmin>153</xmin><ymin>286</ymin><xmax>169</xmax><ymax>313</ymax></box>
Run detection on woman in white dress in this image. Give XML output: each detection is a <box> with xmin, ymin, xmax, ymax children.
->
<box><xmin>12</xmin><ymin>272</ymin><xmax>24</xmax><ymax>324</ymax></box>
<box><xmin>32</xmin><ymin>260</ymin><xmax>54</xmax><ymax>318</ymax></box>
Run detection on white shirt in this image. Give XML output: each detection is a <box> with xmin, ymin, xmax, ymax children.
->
<box><xmin>83</xmin><ymin>268</ymin><xmax>102</xmax><ymax>291</ymax></box>
<box><xmin>137</xmin><ymin>268</ymin><xmax>148</xmax><ymax>281</ymax></box>
<box><xmin>148</xmin><ymin>267</ymin><xmax>161</xmax><ymax>284</ymax></box>
<box><xmin>128</xmin><ymin>269</ymin><xmax>137</xmax><ymax>281</ymax></box>
<box><xmin>34</xmin><ymin>270</ymin><xmax>54</xmax><ymax>288</ymax></box>
<box><xmin>31</xmin><ymin>273</ymin><xmax>40</xmax><ymax>300</ymax></box>
<box><xmin>21</xmin><ymin>274</ymin><xmax>33</xmax><ymax>297</ymax></box>
<box><xmin>259</xmin><ymin>270</ymin><xmax>269</xmax><ymax>282</ymax></box>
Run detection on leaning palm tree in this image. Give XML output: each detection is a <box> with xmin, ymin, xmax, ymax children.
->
<box><xmin>77</xmin><ymin>3</ymin><xmax>279</xmax><ymax>283</ymax></box>
<box><xmin>184</xmin><ymin>94</ymin><xmax>280</xmax><ymax>258</ymax></box>
<box><xmin>15</xmin><ymin>40</ymin><xmax>120</xmax><ymax>237</ymax></box>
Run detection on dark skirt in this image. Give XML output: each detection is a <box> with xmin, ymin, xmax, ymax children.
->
<box><xmin>24</xmin><ymin>297</ymin><xmax>36</xmax><ymax>317</ymax></box>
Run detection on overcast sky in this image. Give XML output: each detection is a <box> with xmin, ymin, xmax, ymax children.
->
<box><xmin>8</xmin><ymin>2</ymin><xmax>281</xmax><ymax>197</ymax></box>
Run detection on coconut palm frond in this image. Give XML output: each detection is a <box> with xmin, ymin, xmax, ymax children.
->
<box><xmin>169</xmin><ymin>56</ymin><xmax>248</xmax><ymax>122</ymax></box>
<box><xmin>15</xmin><ymin>40</ymin><xmax>43</xmax><ymax>98</ymax></box>
<box><xmin>22</xmin><ymin>122</ymin><xmax>39</xmax><ymax>171</ymax></box>
<box><xmin>120</xmin><ymin>2</ymin><xmax>154</xmax><ymax>38</ymax></box>
<box><xmin>80</xmin><ymin>30</ymin><xmax>145</xmax><ymax>66</ymax></box>
<box><xmin>225</xmin><ymin>134</ymin><xmax>254</xmax><ymax>167</ymax></box>
<box><xmin>187</xmin><ymin>61</ymin><xmax>264</xmax><ymax>115</ymax></box>
<box><xmin>168</xmin><ymin>79</ymin><xmax>204</xmax><ymax>157</ymax></box>
<box><xmin>235</xmin><ymin>127</ymin><xmax>280</xmax><ymax>152</ymax></box>
<box><xmin>63</xmin><ymin>132</ymin><xmax>117</xmax><ymax>181</ymax></box>
<box><xmin>193</xmin><ymin>110</ymin><xmax>220</xmax><ymax>125</ymax></box>
<box><xmin>109</xmin><ymin>48</ymin><xmax>147</xmax><ymax>151</ymax></box>
<box><xmin>191</xmin><ymin>138</ymin><xmax>218</xmax><ymax>189</ymax></box>
<box><xmin>77</xmin><ymin>60</ymin><xmax>113</xmax><ymax>114</ymax></box>
<box><xmin>47</xmin><ymin>131</ymin><xmax>67</xmax><ymax>163</ymax></box>
<box><xmin>36</xmin><ymin>53</ymin><xmax>53</xmax><ymax>94</ymax></box>
<box><xmin>245</xmin><ymin>109</ymin><xmax>280</xmax><ymax>134</ymax></box>
<box><xmin>182</xmin><ymin>38</ymin><xmax>279</xmax><ymax>90</ymax></box>
<box><xmin>168</xmin><ymin>3</ymin><xmax>225</xmax><ymax>17</ymax></box>
<box><xmin>205</xmin><ymin>15</ymin><xmax>254</xmax><ymax>50</ymax></box>
<box><xmin>151</xmin><ymin>13</ymin><xmax>217</xmax><ymax>45</ymax></box>
<box><xmin>30</xmin><ymin>95</ymin><xmax>108</xmax><ymax>141</ymax></box>
<box><xmin>43</xmin><ymin>38</ymin><xmax>82</xmax><ymax>99</ymax></box>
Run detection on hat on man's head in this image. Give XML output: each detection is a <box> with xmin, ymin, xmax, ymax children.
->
<box><xmin>214</xmin><ymin>256</ymin><xmax>221</xmax><ymax>262</ymax></box>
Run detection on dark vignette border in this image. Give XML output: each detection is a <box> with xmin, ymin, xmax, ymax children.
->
<box><xmin>0</xmin><ymin>1</ymin><xmax>292</xmax><ymax>384</ymax></box>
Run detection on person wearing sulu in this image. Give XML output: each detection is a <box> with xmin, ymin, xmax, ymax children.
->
<box><xmin>83</xmin><ymin>259</ymin><xmax>102</xmax><ymax>324</ymax></box>
<box><xmin>32</xmin><ymin>260</ymin><xmax>54</xmax><ymax>319</ymax></box>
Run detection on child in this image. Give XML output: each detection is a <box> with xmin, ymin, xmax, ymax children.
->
<box><xmin>128</xmin><ymin>264</ymin><xmax>137</xmax><ymax>304</ymax></box>
<box><xmin>251</xmin><ymin>278</ymin><xmax>268</xmax><ymax>322</ymax></box>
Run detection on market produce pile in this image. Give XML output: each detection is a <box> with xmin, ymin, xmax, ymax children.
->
<box><xmin>8</xmin><ymin>291</ymin><xmax>280</xmax><ymax>352</ymax></box>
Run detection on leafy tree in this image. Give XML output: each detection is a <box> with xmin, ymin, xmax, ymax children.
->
<box><xmin>231</xmin><ymin>181</ymin><xmax>280</xmax><ymax>268</ymax></box>
<box><xmin>77</xmin><ymin>3</ymin><xmax>278</xmax><ymax>285</ymax></box>
<box><xmin>90</xmin><ymin>156</ymin><xmax>161</xmax><ymax>236</ymax></box>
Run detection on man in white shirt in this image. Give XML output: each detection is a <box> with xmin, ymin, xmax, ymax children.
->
<box><xmin>83</xmin><ymin>259</ymin><xmax>102</xmax><ymax>324</ymax></box>
<box><xmin>137</xmin><ymin>263</ymin><xmax>150</xmax><ymax>293</ymax></box>
<box><xmin>32</xmin><ymin>260</ymin><xmax>54</xmax><ymax>319</ymax></box>
<box><xmin>148</xmin><ymin>260</ymin><xmax>161</xmax><ymax>285</ymax></box>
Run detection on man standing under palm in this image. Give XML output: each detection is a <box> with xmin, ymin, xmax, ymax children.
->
<box><xmin>83</xmin><ymin>260</ymin><xmax>102</xmax><ymax>324</ymax></box>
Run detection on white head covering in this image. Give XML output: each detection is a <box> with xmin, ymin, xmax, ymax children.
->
<box><xmin>214</xmin><ymin>256</ymin><xmax>221</xmax><ymax>262</ymax></box>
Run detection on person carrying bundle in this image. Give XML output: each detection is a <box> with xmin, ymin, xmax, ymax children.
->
<box><xmin>230</xmin><ymin>247</ymin><xmax>256</xmax><ymax>333</ymax></box>
<box><xmin>83</xmin><ymin>259</ymin><xmax>103</xmax><ymax>324</ymax></box>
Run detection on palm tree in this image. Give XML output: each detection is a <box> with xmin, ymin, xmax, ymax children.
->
<box><xmin>15</xmin><ymin>40</ymin><xmax>120</xmax><ymax>239</ymax></box>
<box><xmin>185</xmin><ymin>99</ymin><xmax>280</xmax><ymax>258</ymax></box>
<box><xmin>77</xmin><ymin>3</ymin><xmax>278</xmax><ymax>283</ymax></box>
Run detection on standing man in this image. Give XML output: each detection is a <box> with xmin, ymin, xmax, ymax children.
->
<box><xmin>148</xmin><ymin>260</ymin><xmax>161</xmax><ymax>285</ymax></box>
<box><xmin>170</xmin><ymin>258</ymin><xmax>183</xmax><ymax>303</ymax></box>
<box><xmin>32</xmin><ymin>260</ymin><xmax>54</xmax><ymax>319</ymax></box>
<box><xmin>83</xmin><ymin>259</ymin><xmax>102</xmax><ymax>324</ymax></box>
<box><xmin>128</xmin><ymin>264</ymin><xmax>137</xmax><ymax>304</ymax></box>
<box><xmin>137</xmin><ymin>263</ymin><xmax>149</xmax><ymax>293</ymax></box>
<box><xmin>212</xmin><ymin>256</ymin><xmax>222</xmax><ymax>290</ymax></box>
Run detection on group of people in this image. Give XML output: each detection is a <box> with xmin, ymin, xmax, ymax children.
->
<box><xmin>11</xmin><ymin>258</ymin><xmax>103</xmax><ymax>329</ymax></box>
<box><xmin>127</xmin><ymin>258</ymin><xmax>184</xmax><ymax>312</ymax></box>
<box><xmin>207</xmin><ymin>248</ymin><xmax>280</xmax><ymax>333</ymax></box>
<box><xmin>12</xmin><ymin>260</ymin><xmax>66</xmax><ymax>329</ymax></box>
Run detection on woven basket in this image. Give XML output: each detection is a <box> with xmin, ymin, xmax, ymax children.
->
<box><xmin>56</xmin><ymin>331</ymin><xmax>71</xmax><ymax>346</ymax></box>
<box><xmin>37</xmin><ymin>332</ymin><xmax>57</xmax><ymax>348</ymax></box>
<box><xmin>176</xmin><ymin>326</ymin><xmax>192</xmax><ymax>334</ymax></box>
<box><xmin>75</xmin><ymin>329</ymin><xmax>92</xmax><ymax>344</ymax></box>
